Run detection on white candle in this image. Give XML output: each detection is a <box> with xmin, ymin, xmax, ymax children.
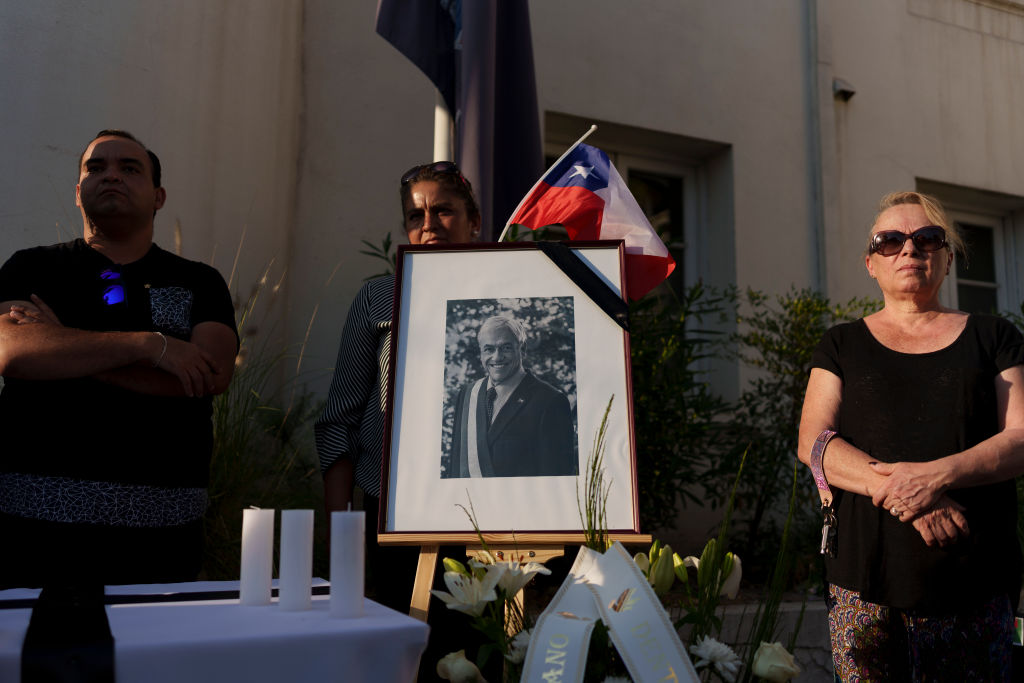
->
<box><xmin>240</xmin><ymin>507</ymin><xmax>275</xmax><ymax>605</ymax></box>
<box><xmin>279</xmin><ymin>509</ymin><xmax>314</xmax><ymax>611</ymax></box>
<box><xmin>330</xmin><ymin>510</ymin><xmax>365</xmax><ymax>618</ymax></box>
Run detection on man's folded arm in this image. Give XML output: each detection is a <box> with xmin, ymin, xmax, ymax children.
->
<box><xmin>94</xmin><ymin>321</ymin><xmax>237</xmax><ymax>397</ymax></box>
<box><xmin>0</xmin><ymin>299</ymin><xmax>164</xmax><ymax>379</ymax></box>
<box><xmin>0</xmin><ymin>300</ymin><xmax>237</xmax><ymax>397</ymax></box>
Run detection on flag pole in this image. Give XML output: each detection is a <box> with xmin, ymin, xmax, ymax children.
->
<box><xmin>497</xmin><ymin>125</ymin><xmax>598</xmax><ymax>242</ymax></box>
<box><xmin>433</xmin><ymin>91</ymin><xmax>454</xmax><ymax>161</ymax></box>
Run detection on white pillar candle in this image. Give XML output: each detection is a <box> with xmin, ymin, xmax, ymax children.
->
<box><xmin>330</xmin><ymin>510</ymin><xmax>365</xmax><ymax>618</ymax></box>
<box><xmin>278</xmin><ymin>509</ymin><xmax>314</xmax><ymax>611</ymax></box>
<box><xmin>240</xmin><ymin>507</ymin><xmax>275</xmax><ymax>606</ymax></box>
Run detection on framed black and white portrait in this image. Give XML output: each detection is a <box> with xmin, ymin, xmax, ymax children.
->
<box><xmin>440</xmin><ymin>295</ymin><xmax>578</xmax><ymax>480</ymax></box>
<box><xmin>380</xmin><ymin>242</ymin><xmax>639</xmax><ymax>539</ymax></box>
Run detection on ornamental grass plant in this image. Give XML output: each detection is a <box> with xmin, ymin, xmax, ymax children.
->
<box><xmin>201</xmin><ymin>253</ymin><xmax>329</xmax><ymax>581</ymax></box>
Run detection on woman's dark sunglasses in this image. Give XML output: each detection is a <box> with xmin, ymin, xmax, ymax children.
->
<box><xmin>400</xmin><ymin>161</ymin><xmax>465</xmax><ymax>186</ymax></box>
<box><xmin>869</xmin><ymin>226</ymin><xmax>947</xmax><ymax>256</ymax></box>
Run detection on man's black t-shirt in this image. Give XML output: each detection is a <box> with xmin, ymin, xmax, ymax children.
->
<box><xmin>0</xmin><ymin>239</ymin><xmax>237</xmax><ymax>487</ymax></box>
<box><xmin>0</xmin><ymin>239</ymin><xmax>237</xmax><ymax>585</ymax></box>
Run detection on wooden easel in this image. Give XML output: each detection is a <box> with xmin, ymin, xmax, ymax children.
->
<box><xmin>385</xmin><ymin>532</ymin><xmax>653</xmax><ymax>623</ymax></box>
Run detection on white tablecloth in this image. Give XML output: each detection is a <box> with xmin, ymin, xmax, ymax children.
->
<box><xmin>0</xmin><ymin>581</ymin><xmax>429</xmax><ymax>683</ymax></box>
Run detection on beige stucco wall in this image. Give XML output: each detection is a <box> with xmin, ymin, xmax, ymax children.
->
<box><xmin>825</xmin><ymin>0</ymin><xmax>1024</xmax><ymax>301</ymax></box>
<box><xmin>290</xmin><ymin>0</ymin><xmax>439</xmax><ymax>395</ymax></box>
<box><xmin>0</xmin><ymin>0</ymin><xmax>303</xmax><ymax>342</ymax></box>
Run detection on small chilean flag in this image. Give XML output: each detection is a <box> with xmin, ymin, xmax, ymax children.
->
<box><xmin>504</xmin><ymin>142</ymin><xmax>676</xmax><ymax>300</ymax></box>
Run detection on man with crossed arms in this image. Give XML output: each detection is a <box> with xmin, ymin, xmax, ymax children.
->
<box><xmin>0</xmin><ymin>130</ymin><xmax>238</xmax><ymax>587</ymax></box>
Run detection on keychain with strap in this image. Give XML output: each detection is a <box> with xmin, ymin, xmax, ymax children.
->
<box><xmin>810</xmin><ymin>429</ymin><xmax>838</xmax><ymax>557</ymax></box>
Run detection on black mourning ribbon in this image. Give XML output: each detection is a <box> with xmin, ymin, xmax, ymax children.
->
<box><xmin>536</xmin><ymin>238</ymin><xmax>629</xmax><ymax>332</ymax></box>
<box><xmin>21</xmin><ymin>583</ymin><xmax>115</xmax><ymax>683</ymax></box>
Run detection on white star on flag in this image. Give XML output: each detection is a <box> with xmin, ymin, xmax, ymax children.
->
<box><xmin>568</xmin><ymin>164</ymin><xmax>593</xmax><ymax>180</ymax></box>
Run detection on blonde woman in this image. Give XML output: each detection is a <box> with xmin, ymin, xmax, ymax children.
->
<box><xmin>799</xmin><ymin>191</ymin><xmax>1024</xmax><ymax>680</ymax></box>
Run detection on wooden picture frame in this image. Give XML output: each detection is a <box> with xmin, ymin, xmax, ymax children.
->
<box><xmin>379</xmin><ymin>241</ymin><xmax>640</xmax><ymax>543</ymax></box>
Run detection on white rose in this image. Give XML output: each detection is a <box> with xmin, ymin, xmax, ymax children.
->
<box><xmin>751</xmin><ymin>641</ymin><xmax>801</xmax><ymax>682</ymax></box>
<box><xmin>436</xmin><ymin>650</ymin><xmax>486</xmax><ymax>683</ymax></box>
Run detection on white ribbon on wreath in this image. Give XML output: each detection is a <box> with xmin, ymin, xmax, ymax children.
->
<box><xmin>520</xmin><ymin>541</ymin><xmax>699</xmax><ymax>683</ymax></box>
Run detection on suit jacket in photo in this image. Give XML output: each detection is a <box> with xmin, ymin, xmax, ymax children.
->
<box><xmin>448</xmin><ymin>372</ymin><xmax>577</xmax><ymax>478</ymax></box>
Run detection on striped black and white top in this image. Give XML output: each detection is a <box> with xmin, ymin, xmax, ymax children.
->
<box><xmin>314</xmin><ymin>275</ymin><xmax>394</xmax><ymax>497</ymax></box>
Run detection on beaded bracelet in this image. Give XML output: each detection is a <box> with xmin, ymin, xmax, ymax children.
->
<box><xmin>811</xmin><ymin>429</ymin><xmax>838</xmax><ymax>556</ymax></box>
<box><xmin>810</xmin><ymin>429</ymin><xmax>837</xmax><ymax>505</ymax></box>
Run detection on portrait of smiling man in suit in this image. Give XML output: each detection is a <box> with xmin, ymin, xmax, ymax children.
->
<box><xmin>447</xmin><ymin>314</ymin><xmax>577</xmax><ymax>478</ymax></box>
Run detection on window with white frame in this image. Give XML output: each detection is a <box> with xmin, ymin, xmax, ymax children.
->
<box><xmin>919</xmin><ymin>179</ymin><xmax>1024</xmax><ymax>316</ymax></box>
<box><xmin>951</xmin><ymin>212</ymin><xmax>1003</xmax><ymax>314</ymax></box>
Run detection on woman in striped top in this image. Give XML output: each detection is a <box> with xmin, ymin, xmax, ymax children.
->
<box><xmin>314</xmin><ymin>161</ymin><xmax>480</xmax><ymax>610</ymax></box>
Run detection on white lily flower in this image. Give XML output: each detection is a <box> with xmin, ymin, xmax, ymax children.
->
<box><xmin>436</xmin><ymin>650</ymin><xmax>486</xmax><ymax>682</ymax></box>
<box><xmin>496</xmin><ymin>561</ymin><xmax>551</xmax><ymax>596</ymax></box>
<box><xmin>689</xmin><ymin>636</ymin><xmax>741</xmax><ymax>683</ymax></box>
<box><xmin>468</xmin><ymin>557</ymin><xmax>550</xmax><ymax>596</ymax></box>
<box><xmin>431</xmin><ymin>564</ymin><xmax>506</xmax><ymax>617</ymax></box>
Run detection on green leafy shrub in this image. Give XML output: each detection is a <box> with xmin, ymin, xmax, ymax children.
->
<box><xmin>707</xmin><ymin>288</ymin><xmax>879</xmax><ymax>581</ymax></box>
<box><xmin>629</xmin><ymin>284</ymin><xmax>736</xmax><ymax>531</ymax></box>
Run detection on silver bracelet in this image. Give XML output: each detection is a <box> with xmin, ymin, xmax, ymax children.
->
<box><xmin>153</xmin><ymin>331</ymin><xmax>168</xmax><ymax>368</ymax></box>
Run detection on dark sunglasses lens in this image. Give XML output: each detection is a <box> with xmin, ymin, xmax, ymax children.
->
<box><xmin>913</xmin><ymin>227</ymin><xmax>946</xmax><ymax>252</ymax></box>
<box><xmin>872</xmin><ymin>232</ymin><xmax>906</xmax><ymax>255</ymax></box>
<box><xmin>103</xmin><ymin>284</ymin><xmax>125</xmax><ymax>305</ymax></box>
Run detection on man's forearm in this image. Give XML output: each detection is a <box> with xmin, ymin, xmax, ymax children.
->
<box><xmin>0</xmin><ymin>317</ymin><xmax>161</xmax><ymax>380</ymax></box>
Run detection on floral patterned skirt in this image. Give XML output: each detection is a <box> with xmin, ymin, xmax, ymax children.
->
<box><xmin>826</xmin><ymin>584</ymin><xmax>1013</xmax><ymax>682</ymax></box>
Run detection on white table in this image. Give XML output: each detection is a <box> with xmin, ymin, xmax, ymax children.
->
<box><xmin>0</xmin><ymin>581</ymin><xmax>429</xmax><ymax>682</ymax></box>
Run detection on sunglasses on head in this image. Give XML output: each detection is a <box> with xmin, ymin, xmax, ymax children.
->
<box><xmin>400</xmin><ymin>161</ymin><xmax>465</xmax><ymax>186</ymax></box>
<box><xmin>869</xmin><ymin>226</ymin><xmax>947</xmax><ymax>256</ymax></box>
